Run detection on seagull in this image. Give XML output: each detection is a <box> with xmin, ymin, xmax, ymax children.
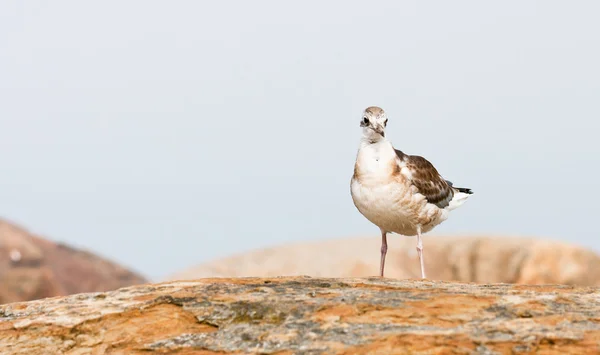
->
<box><xmin>350</xmin><ymin>106</ymin><xmax>473</xmax><ymax>279</ymax></box>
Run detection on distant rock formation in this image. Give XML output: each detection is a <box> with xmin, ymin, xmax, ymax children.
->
<box><xmin>168</xmin><ymin>235</ymin><xmax>600</xmax><ymax>286</ymax></box>
<box><xmin>0</xmin><ymin>219</ymin><xmax>147</xmax><ymax>304</ymax></box>
<box><xmin>1</xmin><ymin>276</ymin><xmax>599</xmax><ymax>354</ymax></box>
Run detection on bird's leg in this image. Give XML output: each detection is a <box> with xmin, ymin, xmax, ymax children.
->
<box><xmin>380</xmin><ymin>230</ymin><xmax>388</xmax><ymax>277</ymax></box>
<box><xmin>416</xmin><ymin>225</ymin><xmax>426</xmax><ymax>279</ymax></box>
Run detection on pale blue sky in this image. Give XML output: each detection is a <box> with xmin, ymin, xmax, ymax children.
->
<box><xmin>1</xmin><ymin>1</ymin><xmax>599</xmax><ymax>280</ymax></box>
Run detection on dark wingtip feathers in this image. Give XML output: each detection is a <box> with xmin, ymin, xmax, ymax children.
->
<box><xmin>456</xmin><ymin>187</ymin><xmax>473</xmax><ymax>194</ymax></box>
<box><xmin>445</xmin><ymin>179</ymin><xmax>473</xmax><ymax>194</ymax></box>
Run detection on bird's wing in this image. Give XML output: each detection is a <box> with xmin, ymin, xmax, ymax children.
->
<box><xmin>395</xmin><ymin>149</ymin><xmax>454</xmax><ymax>208</ymax></box>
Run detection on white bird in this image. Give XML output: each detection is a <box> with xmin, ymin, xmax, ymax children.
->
<box><xmin>350</xmin><ymin>106</ymin><xmax>473</xmax><ymax>279</ymax></box>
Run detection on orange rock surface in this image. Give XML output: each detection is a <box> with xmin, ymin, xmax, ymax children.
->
<box><xmin>1</xmin><ymin>276</ymin><xmax>600</xmax><ymax>354</ymax></box>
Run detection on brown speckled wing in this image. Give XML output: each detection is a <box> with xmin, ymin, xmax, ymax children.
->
<box><xmin>395</xmin><ymin>149</ymin><xmax>454</xmax><ymax>209</ymax></box>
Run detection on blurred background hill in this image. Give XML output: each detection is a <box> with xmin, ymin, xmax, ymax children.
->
<box><xmin>168</xmin><ymin>235</ymin><xmax>600</xmax><ymax>286</ymax></box>
<box><xmin>0</xmin><ymin>219</ymin><xmax>146</xmax><ymax>304</ymax></box>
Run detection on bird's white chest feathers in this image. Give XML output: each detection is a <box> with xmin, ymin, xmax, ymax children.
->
<box><xmin>353</xmin><ymin>140</ymin><xmax>397</xmax><ymax>181</ymax></box>
<box><xmin>350</xmin><ymin>140</ymin><xmax>447</xmax><ymax>235</ymax></box>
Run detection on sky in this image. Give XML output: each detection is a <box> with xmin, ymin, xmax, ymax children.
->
<box><xmin>1</xmin><ymin>1</ymin><xmax>599</xmax><ymax>280</ymax></box>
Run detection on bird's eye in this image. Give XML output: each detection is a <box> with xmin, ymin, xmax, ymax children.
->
<box><xmin>362</xmin><ymin>117</ymin><xmax>369</xmax><ymax>125</ymax></box>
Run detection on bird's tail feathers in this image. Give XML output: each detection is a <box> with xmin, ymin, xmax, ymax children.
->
<box><xmin>447</xmin><ymin>187</ymin><xmax>473</xmax><ymax>210</ymax></box>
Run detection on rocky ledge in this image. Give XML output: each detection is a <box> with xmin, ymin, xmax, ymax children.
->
<box><xmin>1</xmin><ymin>277</ymin><xmax>599</xmax><ymax>354</ymax></box>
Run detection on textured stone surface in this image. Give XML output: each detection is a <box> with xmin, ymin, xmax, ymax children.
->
<box><xmin>0</xmin><ymin>219</ymin><xmax>147</xmax><ymax>304</ymax></box>
<box><xmin>1</xmin><ymin>276</ymin><xmax>600</xmax><ymax>354</ymax></box>
<box><xmin>168</xmin><ymin>235</ymin><xmax>600</xmax><ymax>286</ymax></box>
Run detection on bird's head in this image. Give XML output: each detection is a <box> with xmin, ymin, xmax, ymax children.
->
<box><xmin>360</xmin><ymin>106</ymin><xmax>388</xmax><ymax>142</ymax></box>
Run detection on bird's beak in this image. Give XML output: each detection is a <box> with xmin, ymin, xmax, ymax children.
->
<box><xmin>373</xmin><ymin>124</ymin><xmax>385</xmax><ymax>137</ymax></box>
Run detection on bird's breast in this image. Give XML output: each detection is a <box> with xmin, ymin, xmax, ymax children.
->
<box><xmin>350</xmin><ymin>177</ymin><xmax>420</xmax><ymax>235</ymax></box>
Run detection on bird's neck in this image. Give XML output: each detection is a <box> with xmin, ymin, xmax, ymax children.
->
<box><xmin>361</xmin><ymin>129</ymin><xmax>385</xmax><ymax>146</ymax></box>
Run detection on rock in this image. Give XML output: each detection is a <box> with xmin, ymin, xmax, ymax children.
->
<box><xmin>1</xmin><ymin>276</ymin><xmax>600</xmax><ymax>354</ymax></box>
<box><xmin>0</xmin><ymin>219</ymin><xmax>147</xmax><ymax>304</ymax></box>
<box><xmin>168</xmin><ymin>235</ymin><xmax>600</xmax><ymax>286</ymax></box>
